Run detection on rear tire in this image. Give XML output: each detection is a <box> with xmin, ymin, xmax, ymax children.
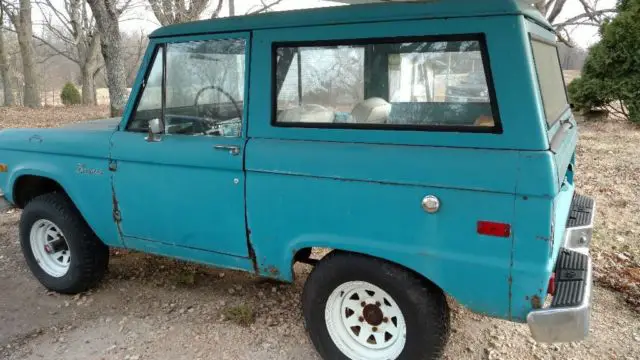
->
<box><xmin>302</xmin><ymin>252</ymin><xmax>450</xmax><ymax>360</ymax></box>
<box><xmin>19</xmin><ymin>193</ymin><xmax>109</xmax><ymax>294</ymax></box>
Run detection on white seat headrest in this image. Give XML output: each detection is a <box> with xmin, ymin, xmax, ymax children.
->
<box><xmin>351</xmin><ymin>97</ymin><xmax>392</xmax><ymax>124</ymax></box>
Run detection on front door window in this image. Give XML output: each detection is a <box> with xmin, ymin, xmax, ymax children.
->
<box><xmin>128</xmin><ymin>49</ymin><xmax>163</xmax><ymax>131</ymax></box>
<box><xmin>128</xmin><ymin>39</ymin><xmax>246</xmax><ymax>137</ymax></box>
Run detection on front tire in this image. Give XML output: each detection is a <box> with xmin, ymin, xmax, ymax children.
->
<box><xmin>302</xmin><ymin>252</ymin><xmax>450</xmax><ymax>360</ymax></box>
<box><xmin>19</xmin><ymin>193</ymin><xmax>109</xmax><ymax>294</ymax></box>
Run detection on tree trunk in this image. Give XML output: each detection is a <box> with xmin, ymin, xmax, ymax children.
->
<box><xmin>0</xmin><ymin>26</ymin><xmax>15</xmax><ymax>106</ymax></box>
<box><xmin>16</xmin><ymin>0</ymin><xmax>40</xmax><ymax>108</ymax></box>
<box><xmin>87</xmin><ymin>0</ymin><xmax>127</xmax><ymax>116</ymax></box>
<box><xmin>80</xmin><ymin>64</ymin><xmax>97</xmax><ymax>105</ymax></box>
<box><xmin>78</xmin><ymin>35</ymin><xmax>101</xmax><ymax>106</ymax></box>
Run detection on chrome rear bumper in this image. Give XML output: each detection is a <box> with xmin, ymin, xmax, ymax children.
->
<box><xmin>527</xmin><ymin>195</ymin><xmax>595</xmax><ymax>343</ymax></box>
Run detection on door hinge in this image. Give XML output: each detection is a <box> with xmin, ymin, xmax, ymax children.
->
<box><xmin>108</xmin><ymin>160</ymin><xmax>118</xmax><ymax>172</ymax></box>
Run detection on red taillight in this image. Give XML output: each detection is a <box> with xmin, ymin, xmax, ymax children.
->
<box><xmin>477</xmin><ymin>221</ymin><xmax>511</xmax><ymax>237</ymax></box>
<box><xmin>547</xmin><ymin>273</ymin><xmax>556</xmax><ymax>295</ymax></box>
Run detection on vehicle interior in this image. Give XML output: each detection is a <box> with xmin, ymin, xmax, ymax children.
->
<box><xmin>128</xmin><ymin>39</ymin><xmax>245</xmax><ymax>137</ymax></box>
<box><xmin>127</xmin><ymin>36</ymin><xmax>497</xmax><ymax>135</ymax></box>
<box><xmin>274</xmin><ymin>39</ymin><xmax>496</xmax><ymax>128</ymax></box>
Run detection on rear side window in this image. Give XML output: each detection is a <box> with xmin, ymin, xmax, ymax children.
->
<box><xmin>273</xmin><ymin>34</ymin><xmax>501</xmax><ymax>132</ymax></box>
<box><xmin>530</xmin><ymin>38</ymin><xmax>569</xmax><ymax>125</ymax></box>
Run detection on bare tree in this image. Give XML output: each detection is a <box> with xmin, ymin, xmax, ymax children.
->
<box><xmin>0</xmin><ymin>7</ymin><xmax>15</xmax><ymax>105</ymax></box>
<box><xmin>0</xmin><ymin>0</ymin><xmax>41</xmax><ymax>107</ymax></box>
<box><xmin>86</xmin><ymin>0</ymin><xmax>130</xmax><ymax>116</ymax></box>
<box><xmin>228</xmin><ymin>0</ymin><xmax>234</xmax><ymax>16</ymax></box>
<box><xmin>147</xmin><ymin>0</ymin><xmax>284</xmax><ymax>26</ymax></box>
<box><xmin>244</xmin><ymin>0</ymin><xmax>284</xmax><ymax>15</ymax></box>
<box><xmin>533</xmin><ymin>0</ymin><xmax>617</xmax><ymax>44</ymax></box>
<box><xmin>34</xmin><ymin>0</ymin><xmax>102</xmax><ymax>105</ymax></box>
<box><xmin>122</xmin><ymin>30</ymin><xmax>147</xmax><ymax>86</ymax></box>
<box><xmin>557</xmin><ymin>42</ymin><xmax>587</xmax><ymax>70</ymax></box>
<box><xmin>148</xmin><ymin>0</ymin><xmax>215</xmax><ymax>25</ymax></box>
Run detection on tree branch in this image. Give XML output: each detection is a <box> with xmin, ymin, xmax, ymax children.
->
<box><xmin>35</xmin><ymin>0</ymin><xmax>73</xmax><ymax>34</ymax></box>
<box><xmin>544</xmin><ymin>0</ymin><xmax>555</xmax><ymax>15</ymax></box>
<box><xmin>0</xmin><ymin>1</ymin><xmax>18</xmax><ymax>26</ymax></box>
<box><xmin>556</xmin><ymin>28</ymin><xmax>573</xmax><ymax>47</ymax></box>
<box><xmin>93</xmin><ymin>62</ymin><xmax>104</xmax><ymax>77</ymax></box>
<box><xmin>188</xmin><ymin>0</ymin><xmax>208</xmax><ymax>21</ymax></box>
<box><xmin>2</xmin><ymin>26</ymin><xmax>79</xmax><ymax>64</ymax></box>
<box><xmin>575</xmin><ymin>0</ymin><xmax>612</xmax><ymax>25</ymax></box>
<box><xmin>246</xmin><ymin>0</ymin><xmax>284</xmax><ymax>15</ymax></box>
<box><xmin>547</xmin><ymin>0</ymin><xmax>567</xmax><ymax>23</ymax></box>
<box><xmin>117</xmin><ymin>0</ymin><xmax>135</xmax><ymax>17</ymax></box>
<box><xmin>554</xmin><ymin>8</ymin><xmax>617</xmax><ymax>29</ymax></box>
<box><xmin>210</xmin><ymin>0</ymin><xmax>223</xmax><ymax>19</ymax></box>
<box><xmin>36</xmin><ymin>52</ymin><xmax>60</xmax><ymax>64</ymax></box>
<box><xmin>35</xmin><ymin>21</ymin><xmax>75</xmax><ymax>45</ymax></box>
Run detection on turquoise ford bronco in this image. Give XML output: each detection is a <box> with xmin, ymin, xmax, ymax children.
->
<box><xmin>0</xmin><ymin>1</ymin><xmax>595</xmax><ymax>359</ymax></box>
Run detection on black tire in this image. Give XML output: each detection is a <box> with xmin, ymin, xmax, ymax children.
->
<box><xmin>19</xmin><ymin>193</ymin><xmax>109</xmax><ymax>294</ymax></box>
<box><xmin>302</xmin><ymin>252</ymin><xmax>450</xmax><ymax>360</ymax></box>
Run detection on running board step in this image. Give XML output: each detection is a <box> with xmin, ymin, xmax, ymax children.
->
<box><xmin>551</xmin><ymin>249</ymin><xmax>589</xmax><ymax>308</ymax></box>
<box><xmin>566</xmin><ymin>194</ymin><xmax>594</xmax><ymax>228</ymax></box>
<box><xmin>564</xmin><ymin>194</ymin><xmax>595</xmax><ymax>250</ymax></box>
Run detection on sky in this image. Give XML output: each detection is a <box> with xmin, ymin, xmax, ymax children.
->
<box><xmin>37</xmin><ymin>0</ymin><xmax>618</xmax><ymax>48</ymax></box>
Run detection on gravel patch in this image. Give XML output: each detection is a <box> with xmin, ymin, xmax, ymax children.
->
<box><xmin>1</xmin><ymin>209</ymin><xmax>639</xmax><ymax>360</ymax></box>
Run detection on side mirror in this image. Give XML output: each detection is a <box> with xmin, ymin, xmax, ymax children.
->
<box><xmin>149</xmin><ymin>118</ymin><xmax>165</xmax><ymax>134</ymax></box>
<box><xmin>146</xmin><ymin>118</ymin><xmax>164</xmax><ymax>142</ymax></box>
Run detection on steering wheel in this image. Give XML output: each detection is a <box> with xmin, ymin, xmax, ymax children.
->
<box><xmin>193</xmin><ymin>86</ymin><xmax>243</xmax><ymax>122</ymax></box>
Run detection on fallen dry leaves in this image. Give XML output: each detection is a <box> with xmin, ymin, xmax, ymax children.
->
<box><xmin>575</xmin><ymin>117</ymin><xmax>640</xmax><ymax>311</ymax></box>
<box><xmin>0</xmin><ymin>106</ymin><xmax>638</xmax><ymax>311</ymax></box>
<box><xmin>593</xmin><ymin>250</ymin><xmax>640</xmax><ymax>312</ymax></box>
<box><xmin>0</xmin><ymin>105</ymin><xmax>109</xmax><ymax>129</ymax></box>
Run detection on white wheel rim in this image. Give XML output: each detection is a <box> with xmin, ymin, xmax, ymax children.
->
<box><xmin>325</xmin><ymin>281</ymin><xmax>407</xmax><ymax>360</ymax></box>
<box><xmin>29</xmin><ymin>219</ymin><xmax>70</xmax><ymax>278</ymax></box>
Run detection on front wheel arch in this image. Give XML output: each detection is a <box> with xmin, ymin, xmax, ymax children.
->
<box><xmin>10</xmin><ymin>173</ymin><xmax>117</xmax><ymax>246</ymax></box>
<box><xmin>12</xmin><ymin>174</ymin><xmax>68</xmax><ymax>209</ymax></box>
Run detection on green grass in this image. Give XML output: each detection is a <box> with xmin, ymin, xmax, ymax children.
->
<box><xmin>223</xmin><ymin>304</ymin><xmax>255</xmax><ymax>327</ymax></box>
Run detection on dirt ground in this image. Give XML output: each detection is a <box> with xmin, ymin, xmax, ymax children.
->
<box><xmin>1</xmin><ymin>106</ymin><xmax>639</xmax><ymax>359</ymax></box>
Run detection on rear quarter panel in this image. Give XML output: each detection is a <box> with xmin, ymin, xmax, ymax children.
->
<box><xmin>246</xmin><ymin>139</ymin><xmax>518</xmax><ymax>319</ymax></box>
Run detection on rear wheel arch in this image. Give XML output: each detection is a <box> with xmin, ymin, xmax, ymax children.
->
<box><xmin>291</xmin><ymin>246</ymin><xmax>446</xmax><ymax>294</ymax></box>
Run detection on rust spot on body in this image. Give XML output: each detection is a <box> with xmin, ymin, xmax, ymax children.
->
<box><xmin>264</xmin><ymin>266</ymin><xmax>280</xmax><ymax>277</ymax></box>
<box><xmin>531</xmin><ymin>295</ymin><xmax>542</xmax><ymax>309</ymax></box>
<box><xmin>110</xmin><ymin>179</ymin><xmax>124</xmax><ymax>239</ymax></box>
<box><xmin>246</xmin><ymin>238</ymin><xmax>259</xmax><ymax>274</ymax></box>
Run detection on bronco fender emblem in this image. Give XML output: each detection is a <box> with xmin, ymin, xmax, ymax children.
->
<box><xmin>76</xmin><ymin>164</ymin><xmax>104</xmax><ymax>176</ymax></box>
